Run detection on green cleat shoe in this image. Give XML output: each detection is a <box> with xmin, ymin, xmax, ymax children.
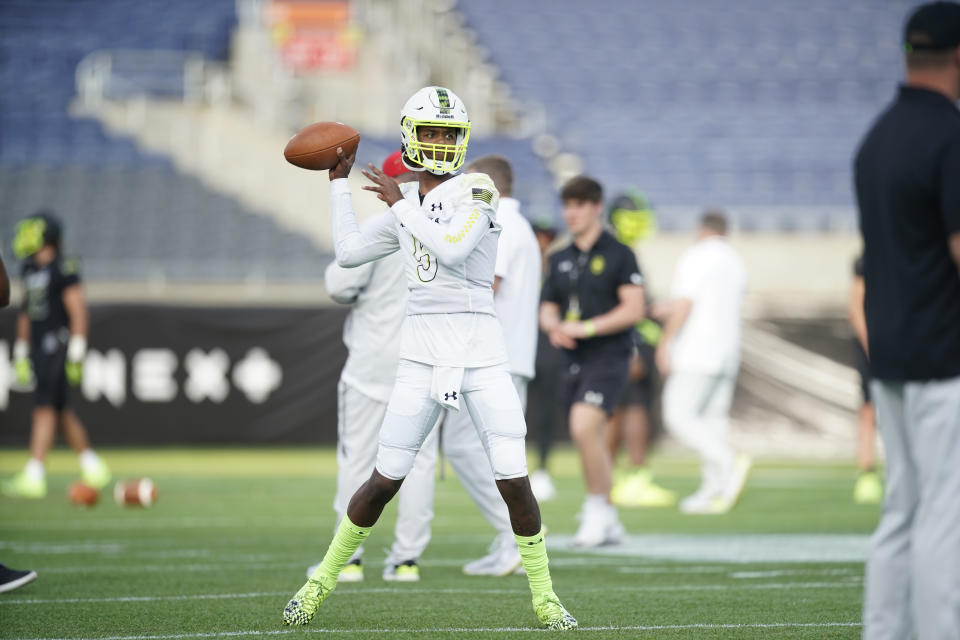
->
<box><xmin>854</xmin><ymin>471</ymin><xmax>883</xmax><ymax>505</ymax></box>
<box><xmin>81</xmin><ymin>458</ymin><xmax>111</xmax><ymax>491</ymax></box>
<box><xmin>534</xmin><ymin>592</ymin><xmax>577</xmax><ymax>630</ymax></box>
<box><xmin>1</xmin><ymin>472</ymin><xmax>46</xmax><ymax>499</ymax></box>
<box><xmin>612</xmin><ymin>469</ymin><xmax>677</xmax><ymax>507</ymax></box>
<box><xmin>281</xmin><ymin>574</ymin><xmax>336</xmax><ymax>626</ymax></box>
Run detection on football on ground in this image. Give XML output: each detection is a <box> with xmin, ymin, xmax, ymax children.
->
<box><xmin>284</xmin><ymin>122</ymin><xmax>360</xmax><ymax>170</ymax></box>
<box><xmin>68</xmin><ymin>481</ymin><xmax>98</xmax><ymax>506</ymax></box>
<box><xmin>114</xmin><ymin>477</ymin><xmax>158</xmax><ymax>507</ymax></box>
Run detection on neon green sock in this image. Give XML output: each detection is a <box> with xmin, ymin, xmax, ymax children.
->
<box><xmin>516</xmin><ymin>528</ymin><xmax>554</xmax><ymax>599</ymax></box>
<box><xmin>311</xmin><ymin>516</ymin><xmax>372</xmax><ymax>581</ymax></box>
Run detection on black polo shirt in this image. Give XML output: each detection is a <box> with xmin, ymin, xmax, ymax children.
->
<box><xmin>541</xmin><ymin>230</ymin><xmax>644</xmax><ymax>358</ymax></box>
<box><xmin>854</xmin><ymin>85</ymin><xmax>960</xmax><ymax>381</ymax></box>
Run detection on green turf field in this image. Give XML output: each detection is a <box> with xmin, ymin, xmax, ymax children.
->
<box><xmin>0</xmin><ymin>448</ymin><xmax>879</xmax><ymax>639</ymax></box>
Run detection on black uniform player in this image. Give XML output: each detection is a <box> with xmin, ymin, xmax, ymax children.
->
<box><xmin>2</xmin><ymin>212</ymin><xmax>110</xmax><ymax>500</ymax></box>
<box><xmin>539</xmin><ymin>176</ymin><xmax>646</xmax><ymax>548</ymax></box>
<box><xmin>849</xmin><ymin>255</ymin><xmax>881</xmax><ymax>504</ymax></box>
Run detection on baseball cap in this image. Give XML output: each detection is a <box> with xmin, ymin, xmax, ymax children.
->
<box><xmin>381</xmin><ymin>150</ymin><xmax>407</xmax><ymax>178</ymax></box>
<box><xmin>904</xmin><ymin>1</ymin><xmax>960</xmax><ymax>52</ymax></box>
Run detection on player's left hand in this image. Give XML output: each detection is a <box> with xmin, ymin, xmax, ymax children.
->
<box><xmin>560</xmin><ymin>321</ymin><xmax>587</xmax><ymax>340</ymax></box>
<box><xmin>65</xmin><ymin>359</ymin><xmax>83</xmax><ymax>386</ymax></box>
<box><xmin>360</xmin><ymin>164</ymin><xmax>403</xmax><ymax>207</ymax></box>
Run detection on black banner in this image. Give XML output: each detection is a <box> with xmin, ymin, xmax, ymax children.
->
<box><xmin>0</xmin><ymin>306</ymin><xmax>349</xmax><ymax>445</ymax></box>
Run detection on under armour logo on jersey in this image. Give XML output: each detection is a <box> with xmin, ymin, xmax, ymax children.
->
<box><xmin>444</xmin><ymin>391</ymin><xmax>458</xmax><ymax>401</ymax></box>
<box><xmin>431</xmin><ymin>203</ymin><xmax>443</xmax><ymax>212</ymax></box>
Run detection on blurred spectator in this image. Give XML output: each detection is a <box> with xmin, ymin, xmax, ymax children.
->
<box><xmin>856</xmin><ymin>4</ymin><xmax>960</xmax><ymax>638</ymax></box>
<box><xmin>527</xmin><ymin>216</ymin><xmax>563</xmax><ymax>501</ymax></box>
<box><xmin>448</xmin><ymin>154</ymin><xmax>540</xmax><ymax>576</ymax></box>
<box><xmin>655</xmin><ymin>210</ymin><xmax>750</xmax><ymax>515</ymax></box>
<box><xmin>539</xmin><ymin>175</ymin><xmax>646</xmax><ymax>547</ymax></box>
<box><xmin>604</xmin><ymin>192</ymin><xmax>675</xmax><ymax>508</ymax></box>
<box><xmin>2</xmin><ymin>213</ymin><xmax>111</xmax><ymax>500</ymax></box>
<box><xmin>848</xmin><ymin>255</ymin><xmax>881</xmax><ymax>504</ymax></box>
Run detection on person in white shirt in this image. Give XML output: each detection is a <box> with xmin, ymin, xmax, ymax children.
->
<box><xmin>438</xmin><ymin>154</ymin><xmax>541</xmax><ymax>576</ymax></box>
<box><xmin>282</xmin><ymin>86</ymin><xmax>576</xmax><ymax>631</ymax></box>
<box><xmin>310</xmin><ymin>152</ymin><xmax>438</xmax><ymax>584</ymax></box>
<box><xmin>654</xmin><ymin>210</ymin><xmax>750</xmax><ymax>515</ymax></box>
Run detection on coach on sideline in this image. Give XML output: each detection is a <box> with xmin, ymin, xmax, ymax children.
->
<box><xmin>856</xmin><ymin>3</ymin><xmax>960</xmax><ymax>639</ymax></box>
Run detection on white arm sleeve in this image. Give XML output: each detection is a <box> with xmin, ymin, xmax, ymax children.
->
<box><xmin>324</xmin><ymin>259</ymin><xmax>374</xmax><ymax>304</ymax></box>
<box><xmin>331</xmin><ymin>179</ymin><xmax>400</xmax><ymax>268</ymax></box>
<box><xmin>390</xmin><ymin>197</ymin><xmax>494</xmax><ymax>266</ymax></box>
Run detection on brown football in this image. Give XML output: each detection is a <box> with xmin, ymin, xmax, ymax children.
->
<box><xmin>283</xmin><ymin>121</ymin><xmax>360</xmax><ymax>170</ymax></box>
<box><xmin>68</xmin><ymin>481</ymin><xmax>99</xmax><ymax>507</ymax></box>
<box><xmin>114</xmin><ymin>478</ymin><xmax>158</xmax><ymax>508</ymax></box>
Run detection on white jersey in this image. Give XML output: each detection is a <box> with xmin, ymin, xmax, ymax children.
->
<box><xmin>493</xmin><ymin>197</ymin><xmax>540</xmax><ymax>380</ymax></box>
<box><xmin>330</xmin><ymin>173</ymin><xmax>508</xmax><ymax>368</ymax></box>
<box><xmin>670</xmin><ymin>236</ymin><xmax>747</xmax><ymax>376</ymax></box>
<box><xmin>324</xmin><ymin>218</ymin><xmax>406</xmax><ymax>403</ymax></box>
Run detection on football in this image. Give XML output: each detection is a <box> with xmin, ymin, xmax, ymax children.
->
<box><xmin>283</xmin><ymin>121</ymin><xmax>360</xmax><ymax>170</ymax></box>
<box><xmin>114</xmin><ymin>478</ymin><xmax>158</xmax><ymax>508</ymax></box>
<box><xmin>68</xmin><ymin>481</ymin><xmax>99</xmax><ymax>507</ymax></box>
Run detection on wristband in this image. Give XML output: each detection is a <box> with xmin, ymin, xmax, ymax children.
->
<box><xmin>13</xmin><ymin>339</ymin><xmax>29</xmax><ymax>361</ymax></box>
<box><xmin>583</xmin><ymin>320</ymin><xmax>597</xmax><ymax>338</ymax></box>
<box><xmin>67</xmin><ymin>335</ymin><xmax>87</xmax><ymax>362</ymax></box>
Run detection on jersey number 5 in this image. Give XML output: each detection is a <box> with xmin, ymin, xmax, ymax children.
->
<box><xmin>412</xmin><ymin>236</ymin><xmax>438</xmax><ymax>283</ymax></box>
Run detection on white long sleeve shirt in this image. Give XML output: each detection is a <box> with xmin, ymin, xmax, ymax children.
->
<box><xmin>324</xmin><ymin>215</ymin><xmax>406</xmax><ymax>402</ymax></box>
<box><xmin>330</xmin><ymin>174</ymin><xmax>509</xmax><ymax>368</ymax></box>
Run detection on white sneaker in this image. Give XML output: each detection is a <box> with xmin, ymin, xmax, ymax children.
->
<box><xmin>571</xmin><ymin>499</ymin><xmax>608</xmax><ymax>548</ymax></box>
<box><xmin>530</xmin><ymin>470</ymin><xmax>557</xmax><ymax>502</ymax></box>
<box><xmin>679</xmin><ymin>487</ymin><xmax>721</xmax><ymax>514</ymax></box>
<box><xmin>723</xmin><ymin>454</ymin><xmax>752</xmax><ymax>506</ymax></box>
<box><xmin>463</xmin><ymin>533</ymin><xmax>522</xmax><ymax>576</ymax></box>
<box><xmin>604</xmin><ymin>506</ymin><xmax>625</xmax><ymax>545</ymax></box>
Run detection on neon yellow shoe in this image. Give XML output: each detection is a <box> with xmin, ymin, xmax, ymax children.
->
<box><xmin>81</xmin><ymin>458</ymin><xmax>111</xmax><ymax>491</ymax></box>
<box><xmin>281</xmin><ymin>574</ymin><xmax>337</xmax><ymax>626</ymax></box>
<box><xmin>854</xmin><ymin>471</ymin><xmax>883</xmax><ymax>505</ymax></box>
<box><xmin>612</xmin><ymin>469</ymin><xmax>677</xmax><ymax>507</ymax></box>
<box><xmin>383</xmin><ymin>560</ymin><xmax>419</xmax><ymax>582</ymax></box>
<box><xmin>534</xmin><ymin>592</ymin><xmax>577</xmax><ymax>630</ymax></box>
<box><xmin>339</xmin><ymin>559</ymin><xmax>364</xmax><ymax>582</ymax></box>
<box><xmin>1</xmin><ymin>471</ymin><xmax>46</xmax><ymax>499</ymax></box>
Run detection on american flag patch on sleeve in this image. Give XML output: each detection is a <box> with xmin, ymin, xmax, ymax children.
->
<box><xmin>472</xmin><ymin>188</ymin><xmax>494</xmax><ymax>204</ymax></box>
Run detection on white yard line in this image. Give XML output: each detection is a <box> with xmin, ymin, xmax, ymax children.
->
<box><xmin>12</xmin><ymin>622</ymin><xmax>862</xmax><ymax>640</ymax></box>
<box><xmin>0</xmin><ymin>580</ymin><xmax>860</xmax><ymax>606</ymax></box>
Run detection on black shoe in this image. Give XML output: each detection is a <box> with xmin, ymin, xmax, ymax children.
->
<box><xmin>0</xmin><ymin>564</ymin><xmax>37</xmax><ymax>593</ymax></box>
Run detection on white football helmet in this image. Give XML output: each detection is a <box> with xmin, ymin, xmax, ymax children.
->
<box><xmin>399</xmin><ymin>86</ymin><xmax>471</xmax><ymax>175</ymax></box>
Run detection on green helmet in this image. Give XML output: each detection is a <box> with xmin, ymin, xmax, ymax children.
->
<box><xmin>607</xmin><ymin>190</ymin><xmax>656</xmax><ymax>246</ymax></box>
<box><xmin>13</xmin><ymin>211</ymin><xmax>62</xmax><ymax>259</ymax></box>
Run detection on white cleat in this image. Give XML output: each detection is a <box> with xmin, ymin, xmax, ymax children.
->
<box><xmin>463</xmin><ymin>533</ymin><xmax>522</xmax><ymax>576</ymax></box>
<box><xmin>530</xmin><ymin>470</ymin><xmax>557</xmax><ymax>502</ymax></box>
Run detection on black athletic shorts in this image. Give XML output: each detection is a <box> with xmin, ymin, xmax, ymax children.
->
<box><xmin>33</xmin><ymin>349</ymin><xmax>68</xmax><ymax>410</ymax></box>
<box><xmin>560</xmin><ymin>351</ymin><xmax>631</xmax><ymax>416</ymax></box>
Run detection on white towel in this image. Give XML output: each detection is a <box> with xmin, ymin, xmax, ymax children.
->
<box><xmin>431</xmin><ymin>366</ymin><xmax>465</xmax><ymax>412</ymax></box>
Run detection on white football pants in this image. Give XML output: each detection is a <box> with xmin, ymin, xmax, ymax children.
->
<box><xmin>334</xmin><ymin>379</ymin><xmax>438</xmax><ymax>564</ymax></box>
<box><xmin>376</xmin><ymin>359</ymin><xmax>528</xmax><ymax>483</ymax></box>
<box><xmin>440</xmin><ymin>375</ymin><xmax>529</xmax><ymax>537</ymax></box>
<box><xmin>662</xmin><ymin>371</ymin><xmax>736</xmax><ymax>495</ymax></box>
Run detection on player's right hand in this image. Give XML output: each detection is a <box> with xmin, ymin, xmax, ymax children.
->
<box><xmin>329</xmin><ymin>146</ymin><xmax>357</xmax><ymax>181</ymax></box>
<box><xmin>65</xmin><ymin>359</ymin><xmax>83</xmax><ymax>386</ymax></box>
<box><xmin>14</xmin><ymin>357</ymin><xmax>32</xmax><ymax>386</ymax></box>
